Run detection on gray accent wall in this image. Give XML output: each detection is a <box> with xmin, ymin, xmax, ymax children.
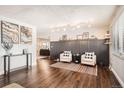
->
<box><xmin>50</xmin><ymin>39</ymin><xmax>109</xmax><ymax>66</ymax></box>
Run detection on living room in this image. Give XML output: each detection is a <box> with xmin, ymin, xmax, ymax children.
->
<box><xmin>0</xmin><ymin>5</ymin><xmax>124</xmax><ymax>89</ymax></box>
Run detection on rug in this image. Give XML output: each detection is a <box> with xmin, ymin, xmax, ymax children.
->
<box><xmin>3</xmin><ymin>83</ymin><xmax>24</xmax><ymax>88</ymax></box>
<box><xmin>50</xmin><ymin>62</ymin><xmax>97</xmax><ymax>76</ymax></box>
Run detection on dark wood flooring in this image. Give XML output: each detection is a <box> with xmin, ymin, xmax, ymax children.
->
<box><xmin>0</xmin><ymin>59</ymin><xmax>122</xmax><ymax>88</ymax></box>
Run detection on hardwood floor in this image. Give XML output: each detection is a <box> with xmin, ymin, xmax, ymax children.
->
<box><xmin>0</xmin><ymin>59</ymin><xmax>122</xmax><ymax>88</ymax></box>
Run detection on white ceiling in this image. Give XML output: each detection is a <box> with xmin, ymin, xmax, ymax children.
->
<box><xmin>0</xmin><ymin>5</ymin><xmax>118</xmax><ymax>38</ymax></box>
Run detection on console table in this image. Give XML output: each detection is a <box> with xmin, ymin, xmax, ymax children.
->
<box><xmin>3</xmin><ymin>53</ymin><xmax>32</xmax><ymax>76</ymax></box>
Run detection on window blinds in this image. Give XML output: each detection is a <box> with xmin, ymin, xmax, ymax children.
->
<box><xmin>112</xmin><ymin>10</ymin><xmax>124</xmax><ymax>55</ymax></box>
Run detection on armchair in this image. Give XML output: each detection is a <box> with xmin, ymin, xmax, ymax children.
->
<box><xmin>81</xmin><ymin>52</ymin><xmax>96</xmax><ymax>66</ymax></box>
<box><xmin>60</xmin><ymin>51</ymin><xmax>72</xmax><ymax>62</ymax></box>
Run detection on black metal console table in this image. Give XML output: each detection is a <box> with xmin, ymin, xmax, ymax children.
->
<box><xmin>3</xmin><ymin>53</ymin><xmax>32</xmax><ymax>76</ymax></box>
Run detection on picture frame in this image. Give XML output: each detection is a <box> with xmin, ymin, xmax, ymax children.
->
<box><xmin>62</xmin><ymin>34</ymin><xmax>67</xmax><ymax>41</ymax></box>
<box><xmin>1</xmin><ymin>20</ymin><xmax>19</xmax><ymax>44</ymax></box>
<box><xmin>20</xmin><ymin>25</ymin><xmax>32</xmax><ymax>44</ymax></box>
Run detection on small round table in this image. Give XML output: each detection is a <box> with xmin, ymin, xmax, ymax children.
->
<box><xmin>72</xmin><ymin>54</ymin><xmax>81</xmax><ymax>64</ymax></box>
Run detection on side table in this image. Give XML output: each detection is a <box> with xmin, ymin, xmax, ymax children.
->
<box><xmin>72</xmin><ymin>54</ymin><xmax>81</xmax><ymax>64</ymax></box>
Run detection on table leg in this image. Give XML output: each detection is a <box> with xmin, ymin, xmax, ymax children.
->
<box><xmin>4</xmin><ymin>56</ymin><xmax>6</xmax><ymax>76</ymax></box>
<box><xmin>30</xmin><ymin>54</ymin><xmax>32</xmax><ymax>68</ymax></box>
<box><xmin>26</xmin><ymin>54</ymin><xmax>29</xmax><ymax>69</ymax></box>
<box><xmin>8</xmin><ymin>56</ymin><xmax>10</xmax><ymax>76</ymax></box>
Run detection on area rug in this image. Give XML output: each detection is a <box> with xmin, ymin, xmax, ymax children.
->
<box><xmin>50</xmin><ymin>62</ymin><xmax>97</xmax><ymax>76</ymax></box>
<box><xmin>3</xmin><ymin>83</ymin><xmax>24</xmax><ymax>88</ymax></box>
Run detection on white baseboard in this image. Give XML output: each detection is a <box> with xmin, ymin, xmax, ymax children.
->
<box><xmin>111</xmin><ymin>67</ymin><xmax>124</xmax><ymax>88</ymax></box>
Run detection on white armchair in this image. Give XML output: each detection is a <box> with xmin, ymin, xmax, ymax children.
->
<box><xmin>60</xmin><ymin>51</ymin><xmax>72</xmax><ymax>62</ymax></box>
<box><xmin>81</xmin><ymin>52</ymin><xmax>96</xmax><ymax>66</ymax></box>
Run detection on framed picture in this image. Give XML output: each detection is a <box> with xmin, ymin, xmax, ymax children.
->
<box><xmin>82</xmin><ymin>32</ymin><xmax>89</xmax><ymax>39</ymax></box>
<box><xmin>20</xmin><ymin>25</ymin><xmax>32</xmax><ymax>44</ymax></box>
<box><xmin>1</xmin><ymin>21</ymin><xmax>19</xmax><ymax>44</ymax></box>
<box><xmin>62</xmin><ymin>34</ymin><xmax>67</xmax><ymax>41</ymax></box>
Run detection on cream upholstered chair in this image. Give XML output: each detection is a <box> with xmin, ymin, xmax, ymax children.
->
<box><xmin>81</xmin><ymin>52</ymin><xmax>96</xmax><ymax>66</ymax></box>
<box><xmin>60</xmin><ymin>51</ymin><xmax>72</xmax><ymax>62</ymax></box>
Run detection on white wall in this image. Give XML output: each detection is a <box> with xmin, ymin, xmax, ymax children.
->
<box><xmin>50</xmin><ymin>26</ymin><xmax>108</xmax><ymax>41</ymax></box>
<box><xmin>110</xmin><ymin>6</ymin><xmax>124</xmax><ymax>87</ymax></box>
<box><xmin>0</xmin><ymin>16</ymin><xmax>37</xmax><ymax>75</ymax></box>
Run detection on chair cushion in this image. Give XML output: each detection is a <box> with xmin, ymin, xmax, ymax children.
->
<box><xmin>83</xmin><ymin>58</ymin><xmax>93</xmax><ymax>62</ymax></box>
<box><xmin>62</xmin><ymin>51</ymin><xmax>72</xmax><ymax>56</ymax></box>
<box><xmin>63</xmin><ymin>54</ymin><xmax>70</xmax><ymax>57</ymax></box>
<box><xmin>85</xmin><ymin>52</ymin><xmax>94</xmax><ymax>59</ymax></box>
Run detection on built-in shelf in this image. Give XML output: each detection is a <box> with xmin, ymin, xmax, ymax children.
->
<box><xmin>104</xmin><ymin>32</ymin><xmax>111</xmax><ymax>45</ymax></box>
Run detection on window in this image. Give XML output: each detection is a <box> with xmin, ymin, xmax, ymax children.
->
<box><xmin>112</xmin><ymin>10</ymin><xmax>124</xmax><ymax>55</ymax></box>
